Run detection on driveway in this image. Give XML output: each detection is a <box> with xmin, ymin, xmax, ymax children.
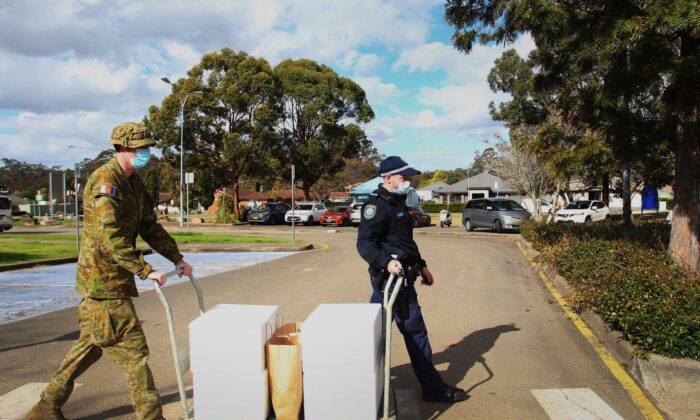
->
<box><xmin>0</xmin><ymin>228</ymin><xmax>649</xmax><ymax>419</ymax></box>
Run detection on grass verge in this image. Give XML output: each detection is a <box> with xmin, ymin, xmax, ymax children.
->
<box><xmin>0</xmin><ymin>232</ymin><xmax>298</xmax><ymax>265</ymax></box>
<box><xmin>0</xmin><ymin>243</ymin><xmax>78</xmax><ymax>265</ymax></box>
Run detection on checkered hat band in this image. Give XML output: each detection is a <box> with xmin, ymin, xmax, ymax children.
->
<box><xmin>380</xmin><ymin>165</ymin><xmax>411</xmax><ymax>177</ymax></box>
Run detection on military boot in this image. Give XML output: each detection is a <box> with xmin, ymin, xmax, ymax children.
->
<box><xmin>24</xmin><ymin>400</ymin><xmax>66</xmax><ymax>420</ymax></box>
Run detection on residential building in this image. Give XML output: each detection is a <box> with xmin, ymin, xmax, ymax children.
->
<box><xmin>438</xmin><ymin>171</ymin><xmax>518</xmax><ymax>203</ymax></box>
<box><xmin>417</xmin><ymin>181</ymin><xmax>449</xmax><ymax>203</ymax></box>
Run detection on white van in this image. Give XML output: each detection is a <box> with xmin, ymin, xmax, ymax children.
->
<box><xmin>0</xmin><ymin>195</ymin><xmax>12</xmax><ymax>232</ymax></box>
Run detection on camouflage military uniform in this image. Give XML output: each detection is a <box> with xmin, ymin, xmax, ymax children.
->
<box><xmin>32</xmin><ymin>123</ymin><xmax>183</xmax><ymax>420</ymax></box>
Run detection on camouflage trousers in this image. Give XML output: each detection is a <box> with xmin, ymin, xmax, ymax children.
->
<box><xmin>40</xmin><ymin>297</ymin><xmax>163</xmax><ymax>420</ymax></box>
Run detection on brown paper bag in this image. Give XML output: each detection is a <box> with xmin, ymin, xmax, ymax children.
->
<box><xmin>266</xmin><ymin>322</ymin><xmax>303</xmax><ymax>420</ymax></box>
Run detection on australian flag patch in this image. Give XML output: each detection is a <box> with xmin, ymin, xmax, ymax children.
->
<box><xmin>99</xmin><ymin>182</ymin><xmax>117</xmax><ymax>197</ymax></box>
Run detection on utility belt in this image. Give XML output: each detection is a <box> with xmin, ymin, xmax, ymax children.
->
<box><xmin>381</xmin><ymin>262</ymin><xmax>422</xmax><ymax>320</ymax></box>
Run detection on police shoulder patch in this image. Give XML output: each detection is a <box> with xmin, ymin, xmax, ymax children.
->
<box><xmin>364</xmin><ymin>204</ymin><xmax>377</xmax><ymax>219</ymax></box>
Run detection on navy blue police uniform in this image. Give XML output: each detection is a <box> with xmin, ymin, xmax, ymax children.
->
<box><xmin>357</xmin><ymin>184</ymin><xmax>444</xmax><ymax>395</ymax></box>
<box><xmin>356</xmin><ymin>156</ymin><xmax>467</xmax><ymax>403</ymax></box>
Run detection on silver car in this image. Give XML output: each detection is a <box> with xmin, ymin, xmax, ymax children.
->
<box><xmin>462</xmin><ymin>198</ymin><xmax>531</xmax><ymax>233</ymax></box>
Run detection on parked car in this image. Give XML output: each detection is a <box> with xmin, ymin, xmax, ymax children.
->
<box><xmin>350</xmin><ymin>203</ymin><xmax>363</xmax><ymax>226</ymax></box>
<box><xmin>247</xmin><ymin>202</ymin><xmax>291</xmax><ymax>225</ymax></box>
<box><xmin>554</xmin><ymin>200</ymin><xmax>610</xmax><ymax>224</ymax></box>
<box><xmin>0</xmin><ymin>195</ymin><xmax>12</xmax><ymax>232</ymax></box>
<box><xmin>285</xmin><ymin>202</ymin><xmax>327</xmax><ymax>225</ymax></box>
<box><xmin>321</xmin><ymin>206</ymin><xmax>353</xmax><ymax>226</ymax></box>
<box><xmin>408</xmin><ymin>206</ymin><xmax>431</xmax><ymax>227</ymax></box>
<box><xmin>462</xmin><ymin>198</ymin><xmax>532</xmax><ymax>233</ymax></box>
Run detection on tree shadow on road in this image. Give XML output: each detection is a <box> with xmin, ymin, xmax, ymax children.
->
<box><xmin>392</xmin><ymin>323</ymin><xmax>520</xmax><ymax>419</ymax></box>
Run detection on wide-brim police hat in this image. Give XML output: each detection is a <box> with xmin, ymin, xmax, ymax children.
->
<box><xmin>378</xmin><ymin>156</ymin><xmax>421</xmax><ymax>177</ymax></box>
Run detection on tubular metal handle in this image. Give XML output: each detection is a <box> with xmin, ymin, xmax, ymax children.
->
<box><xmin>152</xmin><ymin>268</ymin><xmax>205</xmax><ymax>420</ymax></box>
<box><xmin>382</xmin><ymin>273</ymin><xmax>403</xmax><ymax>420</ymax></box>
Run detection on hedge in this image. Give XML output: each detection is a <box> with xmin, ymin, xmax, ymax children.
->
<box><xmin>520</xmin><ymin>219</ymin><xmax>670</xmax><ymax>252</ymax></box>
<box><xmin>523</xmin><ymin>220</ymin><xmax>699</xmax><ymax>359</ymax></box>
<box><xmin>421</xmin><ymin>202</ymin><xmax>466</xmax><ymax>214</ymax></box>
<box><xmin>540</xmin><ymin>237</ymin><xmax>700</xmax><ymax>359</ymax></box>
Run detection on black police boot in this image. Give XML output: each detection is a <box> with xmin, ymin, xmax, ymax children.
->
<box><xmin>422</xmin><ymin>384</ymin><xmax>469</xmax><ymax>403</ymax></box>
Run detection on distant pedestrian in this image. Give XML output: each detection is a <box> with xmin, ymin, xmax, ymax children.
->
<box><xmin>356</xmin><ymin>156</ymin><xmax>468</xmax><ymax>404</ymax></box>
<box><xmin>26</xmin><ymin>122</ymin><xmax>193</xmax><ymax>420</ymax></box>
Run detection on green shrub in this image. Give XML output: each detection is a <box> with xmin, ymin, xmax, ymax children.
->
<box><xmin>540</xmin><ymin>238</ymin><xmax>700</xmax><ymax>360</ymax></box>
<box><xmin>520</xmin><ymin>220</ymin><xmax>670</xmax><ymax>251</ymax></box>
<box><xmin>421</xmin><ymin>202</ymin><xmax>465</xmax><ymax>213</ymax></box>
<box><xmin>214</xmin><ymin>194</ymin><xmax>235</xmax><ymax>224</ymax></box>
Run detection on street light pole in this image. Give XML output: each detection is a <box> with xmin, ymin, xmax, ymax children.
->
<box><xmin>162</xmin><ymin>77</ymin><xmax>203</xmax><ymax>228</ymax></box>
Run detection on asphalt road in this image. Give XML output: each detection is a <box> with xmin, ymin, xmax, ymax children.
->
<box><xmin>0</xmin><ymin>226</ymin><xmax>649</xmax><ymax>419</ymax></box>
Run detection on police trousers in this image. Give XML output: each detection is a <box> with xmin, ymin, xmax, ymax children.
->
<box><xmin>370</xmin><ymin>273</ymin><xmax>445</xmax><ymax>394</ymax></box>
<box><xmin>41</xmin><ymin>297</ymin><xmax>162</xmax><ymax>420</ymax></box>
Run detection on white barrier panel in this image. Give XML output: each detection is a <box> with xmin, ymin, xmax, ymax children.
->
<box><xmin>302</xmin><ymin>304</ymin><xmax>383</xmax><ymax>420</ymax></box>
<box><xmin>190</xmin><ymin>304</ymin><xmax>278</xmax><ymax>419</ymax></box>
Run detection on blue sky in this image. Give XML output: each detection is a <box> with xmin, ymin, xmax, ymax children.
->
<box><xmin>0</xmin><ymin>0</ymin><xmax>534</xmax><ymax>171</ymax></box>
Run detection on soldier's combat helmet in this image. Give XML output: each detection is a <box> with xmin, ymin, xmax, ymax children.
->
<box><xmin>111</xmin><ymin>122</ymin><xmax>156</xmax><ymax>149</ymax></box>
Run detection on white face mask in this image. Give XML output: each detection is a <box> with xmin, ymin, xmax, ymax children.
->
<box><xmin>393</xmin><ymin>180</ymin><xmax>411</xmax><ymax>195</ymax></box>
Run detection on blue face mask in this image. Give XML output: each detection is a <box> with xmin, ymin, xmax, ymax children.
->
<box><xmin>393</xmin><ymin>180</ymin><xmax>412</xmax><ymax>195</ymax></box>
<box><xmin>130</xmin><ymin>148</ymin><xmax>151</xmax><ymax>169</ymax></box>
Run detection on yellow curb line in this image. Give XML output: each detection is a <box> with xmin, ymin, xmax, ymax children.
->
<box><xmin>516</xmin><ymin>242</ymin><xmax>663</xmax><ymax>420</ymax></box>
<box><xmin>307</xmin><ymin>242</ymin><xmax>330</xmax><ymax>252</ymax></box>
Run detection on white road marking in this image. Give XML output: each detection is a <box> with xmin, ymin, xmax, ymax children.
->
<box><xmin>531</xmin><ymin>388</ymin><xmax>624</xmax><ymax>420</ymax></box>
<box><xmin>0</xmin><ymin>382</ymin><xmax>82</xmax><ymax>420</ymax></box>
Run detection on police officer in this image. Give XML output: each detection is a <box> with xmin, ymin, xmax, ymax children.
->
<box><xmin>26</xmin><ymin>122</ymin><xmax>193</xmax><ymax>420</ymax></box>
<box><xmin>356</xmin><ymin>156</ymin><xmax>468</xmax><ymax>404</ymax></box>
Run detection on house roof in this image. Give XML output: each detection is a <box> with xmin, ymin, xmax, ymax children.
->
<box><xmin>158</xmin><ymin>192</ymin><xmax>171</xmax><ymax>203</ymax></box>
<box><xmin>349</xmin><ymin>177</ymin><xmax>384</xmax><ymax>194</ymax></box>
<box><xmin>329</xmin><ymin>191</ymin><xmax>350</xmax><ymax>199</ymax></box>
<box><xmin>218</xmin><ymin>187</ymin><xmax>305</xmax><ymax>201</ymax></box>
<box><xmin>441</xmin><ymin>171</ymin><xmax>517</xmax><ymax>194</ymax></box>
<box><xmin>417</xmin><ymin>181</ymin><xmax>449</xmax><ymax>192</ymax></box>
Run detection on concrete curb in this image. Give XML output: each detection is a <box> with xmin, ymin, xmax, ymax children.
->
<box><xmin>178</xmin><ymin>243</ymin><xmax>313</xmax><ymax>253</ymax></box>
<box><xmin>519</xmin><ymin>239</ymin><xmax>700</xmax><ymax>420</ymax></box>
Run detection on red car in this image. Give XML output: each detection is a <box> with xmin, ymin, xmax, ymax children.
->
<box><xmin>321</xmin><ymin>206</ymin><xmax>353</xmax><ymax>226</ymax></box>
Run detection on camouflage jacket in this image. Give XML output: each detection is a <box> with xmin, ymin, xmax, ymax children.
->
<box><xmin>77</xmin><ymin>157</ymin><xmax>183</xmax><ymax>298</ymax></box>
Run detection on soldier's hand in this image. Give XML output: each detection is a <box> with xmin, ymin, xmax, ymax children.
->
<box><xmin>387</xmin><ymin>260</ymin><xmax>403</xmax><ymax>275</ymax></box>
<box><xmin>175</xmin><ymin>259</ymin><xmax>193</xmax><ymax>277</ymax></box>
<box><xmin>420</xmin><ymin>267</ymin><xmax>435</xmax><ymax>286</ymax></box>
<box><xmin>147</xmin><ymin>270</ymin><xmax>168</xmax><ymax>286</ymax></box>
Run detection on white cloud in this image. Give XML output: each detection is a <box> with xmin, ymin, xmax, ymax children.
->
<box><xmin>337</xmin><ymin>51</ymin><xmax>385</xmax><ymax>77</ymax></box>
<box><xmin>394</xmin><ymin>34</ymin><xmax>536</xmax><ymax>82</ymax></box>
<box><xmin>353</xmin><ymin>76</ymin><xmax>401</xmax><ymax>105</ymax></box>
<box><xmin>0</xmin><ymin>53</ymin><xmax>154</xmax><ymax>113</ymax></box>
<box><xmin>0</xmin><ymin>111</ymin><xmax>133</xmax><ymax>166</ymax></box>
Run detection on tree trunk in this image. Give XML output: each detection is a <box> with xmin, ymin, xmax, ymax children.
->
<box><xmin>622</xmin><ymin>165</ymin><xmax>632</xmax><ymax>227</ymax></box>
<box><xmin>546</xmin><ymin>182</ymin><xmax>563</xmax><ymax>224</ymax></box>
<box><xmin>302</xmin><ymin>183</ymin><xmax>312</xmax><ymax>201</ymax></box>
<box><xmin>669</xmin><ymin>33</ymin><xmax>700</xmax><ymax>274</ymax></box>
<box><xmin>232</xmin><ymin>179</ymin><xmax>240</xmax><ymax>220</ymax></box>
<box><xmin>602</xmin><ymin>172</ymin><xmax>610</xmax><ymax>205</ymax></box>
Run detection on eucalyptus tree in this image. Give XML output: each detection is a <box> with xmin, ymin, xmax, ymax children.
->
<box><xmin>272</xmin><ymin>59</ymin><xmax>375</xmax><ymax>200</ymax></box>
<box><xmin>147</xmin><ymin>48</ymin><xmax>278</xmax><ymax>219</ymax></box>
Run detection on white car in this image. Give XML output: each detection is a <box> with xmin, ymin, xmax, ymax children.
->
<box><xmin>0</xmin><ymin>195</ymin><xmax>12</xmax><ymax>232</ymax></box>
<box><xmin>285</xmin><ymin>202</ymin><xmax>327</xmax><ymax>225</ymax></box>
<box><xmin>554</xmin><ymin>200</ymin><xmax>610</xmax><ymax>223</ymax></box>
<box><xmin>350</xmin><ymin>203</ymin><xmax>363</xmax><ymax>226</ymax></box>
